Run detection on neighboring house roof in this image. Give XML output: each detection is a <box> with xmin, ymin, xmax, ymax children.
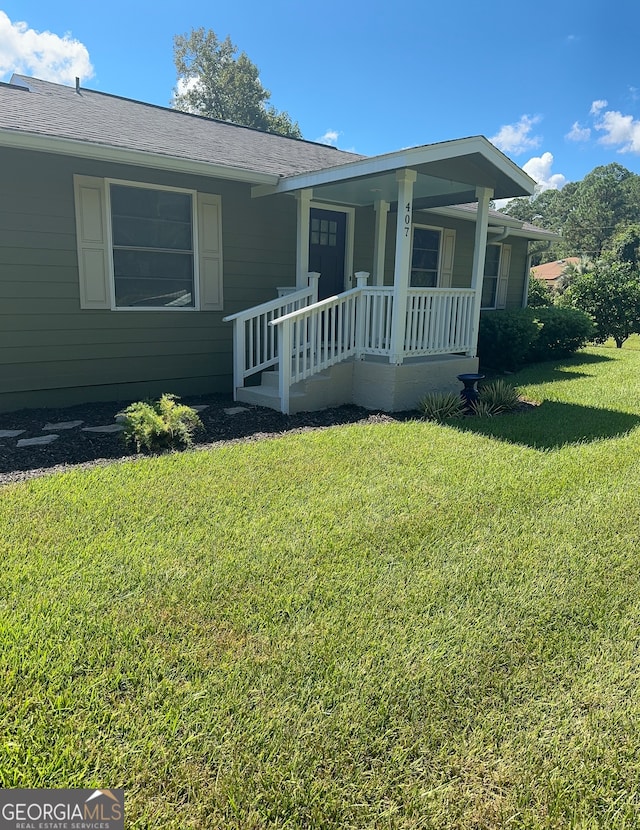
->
<box><xmin>0</xmin><ymin>74</ymin><xmax>551</xmax><ymax>238</ymax></box>
<box><xmin>531</xmin><ymin>258</ymin><xmax>580</xmax><ymax>283</ymax></box>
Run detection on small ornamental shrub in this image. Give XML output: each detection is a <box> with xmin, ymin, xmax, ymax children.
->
<box><xmin>469</xmin><ymin>399</ymin><xmax>501</xmax><ymax>418</ymax></box>
<box><xmin>478</xmin><ymin>310</ymin><xmax>541</xmax><ymax>372</ymax></box>
<box><xmin>417</xmin><ymin>392</ymin><xmax>465</xmax><ymax>422</ymax></box>
<box><xmin>119</xmin><ymin>394</ymin><xmax>202</xmax><ymax>453</ymax></box>
<box><xmin>478</xmin><ymin>379</ymin><xmax>521</xmax><ymax>414</ymax></box>
<box><xmin>527</xmin><ymin>306</ymin><xmax>595</xmax><ymax>361</ymax></box>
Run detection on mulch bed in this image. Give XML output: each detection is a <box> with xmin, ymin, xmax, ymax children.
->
<box><xmin>0</xmin><ymin>395</ymin><xmax>414</xmax><ymax>487</ymax></box>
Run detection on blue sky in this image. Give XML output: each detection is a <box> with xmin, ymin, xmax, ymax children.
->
<box><xmin>2</xmin><ymin>0</ymin><xmax>640</xmax><ymax>197</ymax></box>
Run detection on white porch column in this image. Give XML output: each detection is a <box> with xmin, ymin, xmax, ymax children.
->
<box><xmin>389</xmin><ymin>170</ymin><xmax>417</xmax><ymax>364</ymax></box>
<box><xmin>295</xmin><ymin>188</ymin><xmax>312</xmax><ymax>288</ymax></box>
<box><xmin>467</xmin><ymin>185</ymin><xmax>494</xmax><ymax>356</ymax></box>
<box><xmin>373</xmin><ymin>199</ymin><xmax>390</xmax><ymax>286</ymax></box>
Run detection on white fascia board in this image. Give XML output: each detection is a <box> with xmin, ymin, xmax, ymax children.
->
<box><xmin>0</xmin><ymin>128</ymin><xmax>279</xmax><ymax>186</ymax></box>
<box><xmin>425</xmin><ymin>205</ymin><xmax>558</xmax><ymax>241</ymax></box>
<box><xmin>270</xmin><ymin>136</ymin><xmax>535</xmax><ymax>196</ymax></box>
<box><xmin>430</xmin><ymin>205</ymin><xmax>524</xmax><ymax>228</ymax></box>
<box><xmin>508</xmin><ymin>228</ymin><xmax>560</xmax><ymax>241</ymax></box>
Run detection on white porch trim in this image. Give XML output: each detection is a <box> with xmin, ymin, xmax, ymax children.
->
<box><xmin>295</xmin><ymin>189</ymin><xmax>312</xmax><ymax>287</ymax></box>
<box><xmin>467</xmin><ymin>185</ymin><xmax>493</xmax><ymax>356</ymax></box>
<box><xmin>389</xmin><ymin>169</ymin><xmax>417</xmax><ymax>364</ymax></box>
<box><xmin>373</xmin><ymin>199</ymin><xmax>390</xmax><ymax>286</ymax></box>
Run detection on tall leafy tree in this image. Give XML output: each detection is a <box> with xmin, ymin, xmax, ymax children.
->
<box><xmin>562</xmin><ymin>260</ymin><xmax>640</xmax><ymax>348</ymax></box>
<box><xmin>562</xmin><ymin>163</ymin><xmax>634</xmax><ymax>258</ymax></box>
<box><xmin>173</xmin><ymin>28</ymin><xmax>302</xmax><ymax>138</ymax></box>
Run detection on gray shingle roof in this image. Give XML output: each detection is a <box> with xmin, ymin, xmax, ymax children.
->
<box><xmin>0</xmin><ymin>75</ymin><xmax>364</xmax><ymax>178</ymax></box>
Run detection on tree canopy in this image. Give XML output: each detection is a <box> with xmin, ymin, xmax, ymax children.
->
<box><xmin>500</xmin><ymin>163</ymin><xmax>640</xmax><ymax>263</ymax></box>
<box><xmin>172</xmin><ymin>28</ymin><xmax>302</xmax><ymax>139</ymax></box>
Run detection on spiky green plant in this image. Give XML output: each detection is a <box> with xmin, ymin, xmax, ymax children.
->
<box><xmin>417</xmin><ymin>391</ymin><xmax>465</xmax><ymax>422</ymax></box>
<box><xmin>478</xmin><ymin>379</ymin><xmax>522</xmax><ymax>414</ymax></box>
<box><xmin>118</xmin><ymin>394</ymin><xmax>202</xmax><ymax>453</ymax></box>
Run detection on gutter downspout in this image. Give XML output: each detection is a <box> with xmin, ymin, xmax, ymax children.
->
<box><xmin>488</xmin><ymin>226</ymin><xmax>511</xmax><ymax>244</ymax></box>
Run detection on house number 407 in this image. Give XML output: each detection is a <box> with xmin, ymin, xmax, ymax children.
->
<box><xmin>404</xmin><ymin>202</ymin><xmax>412</xmax><ymax>237</ymax></box>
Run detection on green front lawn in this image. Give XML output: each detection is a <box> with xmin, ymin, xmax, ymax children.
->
<box><xmin>2</xmin><ymin>346</ymin><xmax>640</xmax><ymax>828</ymax></box>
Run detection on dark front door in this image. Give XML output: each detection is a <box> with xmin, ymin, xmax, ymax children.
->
<box><xmin>309</xmin><ymin>208</ymin><xmax>347</xmax><ymax>300</ymax></box>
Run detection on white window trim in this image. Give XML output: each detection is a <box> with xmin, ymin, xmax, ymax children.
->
<box><xmin>74</xmin><ymin>174</ymin><xmax>223</xmax><ymax>312</ymax></box>
<box><xmin>105</xmin><ymin>178</ymin><xmax>200</xmax><ymax>312</ymax></box>
<box><xmin>309</xmin><ymin>201</ymin><xmax>355</xmax><ymax>289</ymax></box>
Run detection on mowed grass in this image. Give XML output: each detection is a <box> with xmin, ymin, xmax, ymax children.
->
<box><xmin>2</xmin><ymin>346</ymin><xmax>640</xmax><ymax>829</ymax></box>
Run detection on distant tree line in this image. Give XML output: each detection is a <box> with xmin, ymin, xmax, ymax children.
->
<box><xmin>500</xmin><ymin>162</ymin><xmax>640</xmax><ymax>264</ymax></box>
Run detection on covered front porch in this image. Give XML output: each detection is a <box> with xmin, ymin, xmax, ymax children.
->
<box><xmin>224</xmin><ymin>137</ymin><xmax>535</xmax><ymax>413</ymax></box>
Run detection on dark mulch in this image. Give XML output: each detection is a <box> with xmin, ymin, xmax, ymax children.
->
<box><xmin>0</xmin><ymin>395</ymin><xmax>414</xmax><ymax>487</ymax></box>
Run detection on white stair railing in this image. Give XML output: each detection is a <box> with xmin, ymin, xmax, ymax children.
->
<box><xmin>270</xmin><ymin>284</ymin><xmax>365</xmax><ymax>414</ymax></box>
<box><xmin>223</xmin><ymin>273</ymin><xmax>319</xmax><ymax>396</ymax></box>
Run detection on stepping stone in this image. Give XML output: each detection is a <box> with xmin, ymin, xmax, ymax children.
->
<box><xmin>224</xmin><ymin>406</ymin><xmax>249</xmax><ymax>416</ymax></box>
<box><xmin>0</xmin><ymin>429</ymin><xmax>25</xmax><ymax>438</ymax></box>
<box><xmin>43</xmin><ymin>420</ymin><xmax>84</xmax><ymax>431</ymax></box>
<box><xmin>17</xmin><ymin>434</ymin><xmax>59</xmax><ymax>447</ymax></box>
<box><xmin>191</xmin><ymin>405</ymin><xmax>209</xmax><ymax>412</ymax></box>
<box><xmin>82</xmin><ymin>424</ymin><xmax>125</xmax><ymax>434</ymax></box>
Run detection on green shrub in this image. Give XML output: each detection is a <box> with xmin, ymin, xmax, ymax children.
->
<box><xmin>527</xmin><ymin>306</ymin><xmax>595</xmax><ymax>361</ymax></box>
<box><xmin>479</xmin><ymin>379</ymin><xmax>521</xmax><ymax>413</ymax></box>
<box><xmin>478</xmin><ymin>310</ymin><xmax>541</xmax><ymax>371</ymax></box>
<box><xmin>527</xmin><ymin>278</ymin><xmax>554</xmax><ymax>308</ymax></box>
<box><xmin>479</xmin><ymin>307</ymin><xmax>594</xmax><ymax>371</ymax></box>
<box><xmin>417</xmin><ymin>392</ymin><xmax>464</xmax><ymax>422</ymax></box>
<box><xmin>119</xmin><ymin>394</ymin><xmax>203</xmax><ymax>453</ymax></box>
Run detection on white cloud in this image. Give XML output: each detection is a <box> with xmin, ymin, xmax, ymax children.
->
<box><xmin>489</xmin><ymin>115</ymin><xmax>542</xmax><ymax>155</ymax></box>
<box><xmin>566</xmin><ymin>121</ymin><xmax>591</xmax><ymax>142</ymax></box>
<box><xmin>594</xmin><ymin>109</ymin><xmax>640</xmax><ymax>153</ymax></box>
<box><xmin>523</xmin><ymin>152</ymin><xmax>567</xmax><ymax>191</ymax></box>
<box><xmin>0</xmin><ymin>11</ymin><xmax>93</xmax><ymax>84</ymax></box>
<box><xmin>317</xmin><ymin>129</ymin><xmax>340</xmax><ymax>146</ymax></box>
<box><xmin>590</xmin><ymin>99</ymin><xmax>608</xmax><ymax>116</ymax></box>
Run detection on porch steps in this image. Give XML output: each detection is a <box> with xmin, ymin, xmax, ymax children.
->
<box><xmin>236</xmin><ymin>365</ymin><xmax>350</xmax><ymax>414</ymax></box>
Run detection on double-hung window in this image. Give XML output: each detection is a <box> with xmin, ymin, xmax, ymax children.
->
<box><xmin>482</xmin><ymin>244</ymin><xmax>501</xmax><ymax>308</ymax></box>
<box><xmin>74</xmin><ymin>175</ymin><xmax>223</xmax><ymax>311</ymax></box>
<box><xmin>110</xmin><ymin>184</ymin><xmax>195</xmax><ymax>308</ymax></box>
<box><xmin>109</xmin><ymin>184</ymin><xmax>196</xmax><ymax>308</ymax></box>
<box><xmin>410</xmin><ymin>227</ymin><xmax>441</xmax><ymax>287</ymax></box>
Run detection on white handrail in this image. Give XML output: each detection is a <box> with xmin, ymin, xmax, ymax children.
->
<box><xmin>223</xmin><ymin>274</ymin><xmax>319</xmax><ymax>395</ymax></box>
<box><xmin>270</xmin><ymin>286</ymin><xmax>362</xmax><ymax>414</ymax></box>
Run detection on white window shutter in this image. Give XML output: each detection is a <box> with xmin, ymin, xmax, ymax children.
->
<box><xmin>439</xmin><ymin>228</ymin><xmax>456</xmax><ymax>287</ymax></box>
<box><xmin>197</xmin><ymin>193</ymin><xmax>223</xmax><ymax>310</ymax></box>
<box><xmin>496</xmin><ymin>243</ymin><xmax>511</xmax><ymax>309</ymax></box>
<box><xmin>73</xmin><ymin>175</ymin><xmax>110</xmax><ymax>309</ymax></box>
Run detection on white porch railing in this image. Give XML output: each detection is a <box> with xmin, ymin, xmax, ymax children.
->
<box><xmin>225</xmin><ymin>278</ymin><xmax>476</xmax><ymax>412</ymax></box>
<box><xmin>404</xmin><ymin>288</ymin><xmax>475</xmax><ymax>355</ymax></box>
<box><xmin>268</xmin><ymin>285</ymin><xmax>475</xmax><ymax>413</ymax></box>
<box><xmin>222</xmin><ymin>274</ymin><xmax>319</xmax><ymax>395</ymax></box>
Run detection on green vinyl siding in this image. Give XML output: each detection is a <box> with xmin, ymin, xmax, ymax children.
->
<box><xmin>0</xmin><ymin>147</ymin><xmax>297</xmax><ymax>411</ymax></box>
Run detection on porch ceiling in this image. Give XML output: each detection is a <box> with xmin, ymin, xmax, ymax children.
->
<box><xmin>253</xmin><ymin>136</ymin><xmax>536</xmax><ymax>207</ymax></box>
